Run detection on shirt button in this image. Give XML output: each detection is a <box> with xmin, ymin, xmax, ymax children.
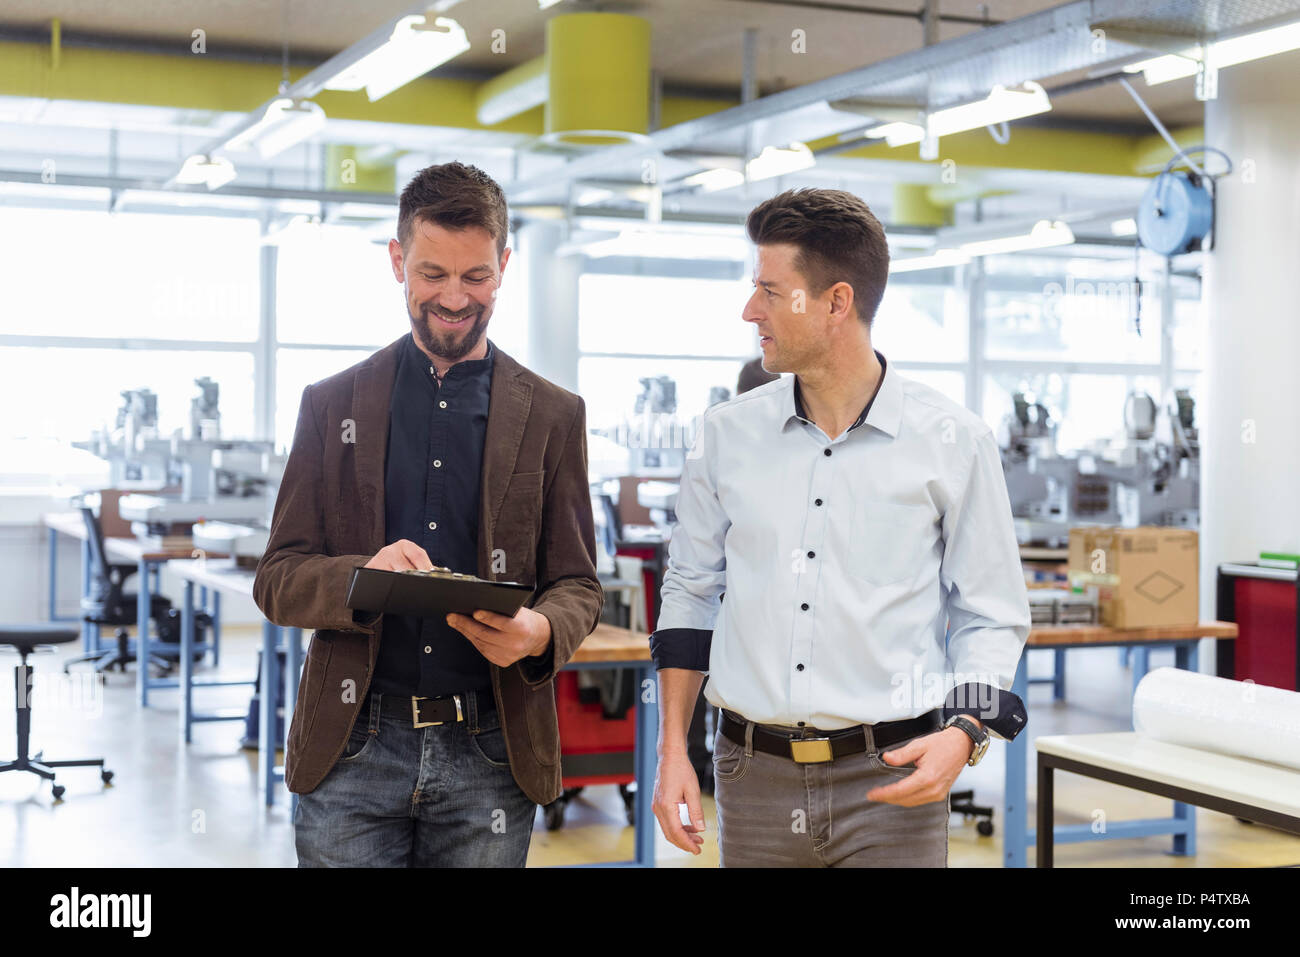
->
<box><xmin>439</xmin><ymin>400</ymin><xmax>447</xmax><ymax>409</ymax></box>
<box><xmin>823</xmin><ymin>448</ymin><xmax>832</xmax><ymax>457</ymax></box>
<box><xmin>424</xmin><ymin>645</ymin><xmax>432</xmax><ymax>654</ymax></box>
<box><xmin>428</xmin><ymin>521</ymin><xmax>437</xmax><ymax>530</ymax></box>
<box><xmin>433</xmin><ymin>459</ymin><xmax>442</xmax><ymax>468</ymax></box>
<box><xmin>800</xmin><ymin>602</ymin><xmax>809</xmax><ymax>611</ymax></box>
<box><xmin>814</xmin><ymin>498</ymin><xmax>823</xmax><ymax>506</ymax></box>
<box><xmin>796</xmin><ymin>663</ymin><xmax>805</xmax><ymax>671</ymax></box>
<box><xmin>807</xmin><ymin>550</ymin><xmax>815</xmax><ymax>559</ymax></box>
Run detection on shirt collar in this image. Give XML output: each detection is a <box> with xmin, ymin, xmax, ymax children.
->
<box><xmin>782</xmin><ymin>350</ymin><xmax>901</xmax><ymax>438</ymax></box>
<box><xmin>403</xmin><ymin>332</ymin><xmax>495</xmax><ymax>382</ymax></box>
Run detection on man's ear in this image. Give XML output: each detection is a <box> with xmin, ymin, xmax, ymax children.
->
<box><xmin>388</xmin><ymin>238</ymin><xmax>406</xmax><ymax>283</ymax></box>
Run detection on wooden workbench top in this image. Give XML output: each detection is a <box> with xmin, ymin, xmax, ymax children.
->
<box><xmin>1027</xmin><ymin>620</ymin><xmax>1237</xmax><ymax>646</ymax></box>
<box><xmin>571</xmin><ymin>623</ymin><xmax>651</xmax><ymax>663</ymax></box>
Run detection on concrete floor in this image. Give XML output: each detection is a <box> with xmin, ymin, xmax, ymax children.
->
<box><xmin>2</xmin><ymin>625</ymin><xmax>1297</xmax><ymax>867</ymax></box>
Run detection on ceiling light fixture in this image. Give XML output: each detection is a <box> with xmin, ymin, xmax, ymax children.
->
<box><xmin>954</xmin><ymin>219</ymin><xmax>1075</xmax><ymax>257</ymax></box>
<box><xmin>324</xmin><ymin>15</ymin><xmax>470</xmax><ymax>101</ymax></box>
<box><xmin>745</xmin><ymin>142</ymin><xmax>815</xmax><ymax>181</ymax></box>
<box><xmin>222</xmin><ymin>97</ymin><xmax>326</xmax><ymax>158</ymax></box>
<box><xmin>1123</xmin><ymin>20</ymin><xmax>1300</xmax><ymax>85</ymax></box>
<box><xmin>865</xmin><ymin>82</ymin><xmax>1051</xmax><ymax>146</ymax></box>
<box><xmin>171</xmin><ymin>154</ymin><xmax>238</xmax><ymax>189</ymax></box>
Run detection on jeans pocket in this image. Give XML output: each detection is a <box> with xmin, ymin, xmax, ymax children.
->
<box><xmin>712</xmin><ymin>733</ymin><xmax>749</xmax><ymax>782</ymax></box>
<box><xmin>340</xmin><ymin>721</ymin><xmax>376</xmax><ymax>763</ymax></box>
<box><xmin>470</xmin><ymin>712</ymin><xmax>512</xmax><ymax>770</ymax></box>
<box><xmin>868</xmin><ymin>731</ymin><xmax>924</xmax><ymax>776</ymax></box>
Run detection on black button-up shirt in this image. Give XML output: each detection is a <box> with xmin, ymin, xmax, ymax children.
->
<box><xmin>370</xmin><ymin>333</ymin><xmax>495</xmax><ymax>698</ymax></box>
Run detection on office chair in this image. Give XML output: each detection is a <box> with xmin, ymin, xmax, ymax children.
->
<box><xmin>1</xmin><ymin>624</ymin><xmax>112</xmax><ymax>800</ymax></box>
<box><xmin>62</xmin><ymin>506</ymin><xmax>177</xmax><ymax>676</ymax></box>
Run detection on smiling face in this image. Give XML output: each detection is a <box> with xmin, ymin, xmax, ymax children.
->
<box><xmin>388</xmin><ymin>218</ymin><xmax>510</xmax><ymax>363</ymax></box>
<box><xmin>743</xmin><ymin>242</ymin><xmax>840</xmax><ymax>375</ymax></box>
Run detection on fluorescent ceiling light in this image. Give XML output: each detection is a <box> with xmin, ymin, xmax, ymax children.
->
<box><xmin>683</xmin><ymin>167</ymin><xmax>746</xmax><ymax>192</ymax></box>
<box><xmin>954</xmin><ymin>219</ymin><xmax>1075</xmax><ymax>257</ymax></box>
<box><xmin>746</xmin><ymin>142</ymin><xmax>815</xmax><ymax>181</ymax></box>
<box><xmin>222</xmin><ymin>98</ymin><xmax>326</xmax><ymax>158</ymax></box>
<box><xmin>172</xmin><ymin>154</ymin><xmax>237</xmax><ymax>189</ymax></box>
<box><xmin>889</xmin><ymin>249</ymin><xmax>972</xmax><ymax>273</ymax></box>
<box><xmin>866</xmin><ymin>82</ymin><xmax>1051</xmax><ymax>145</ymax></box>
<box><xmin>324</xmin><ymin>15</ymin><xmax>470</xmax><ymax>101</ymax></box>
<box><xmin>1110</xmin><ymin>217</ymin><xmax>1138</xmax><ymax>237</ymax></box>
<box><xmin>1124</xmin><ymin>20</ymin><xmax>1300</xmax><ymax>85</ymax></box>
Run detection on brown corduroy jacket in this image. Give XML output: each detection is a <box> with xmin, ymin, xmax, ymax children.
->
<box><xmin>252</xmin><ymin>334</ymin><xmax>603</xmax><ymax>805</ymax></box>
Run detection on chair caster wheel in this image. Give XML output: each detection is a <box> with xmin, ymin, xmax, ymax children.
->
<box><xmin>543</xmin><ymin>801</ymin><xmax>565</xmax><ymax>831</ymax></box>
<box><xmin>51</xmin><ymin>784</ymin><xmax>65</xmax><ymax>800</ymax></box>
<box><xmin>101</xmin><ymin>770</ymin><xmax>114</xmax><ymax>785</ymax></box>
<box><xmin>977</xmin><ymin>820</ymin><xmax>994</xmax><ymax>837</ymax></box>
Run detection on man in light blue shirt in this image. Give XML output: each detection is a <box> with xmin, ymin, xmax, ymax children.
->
<box><xmin>649</xmin><ymin>188</ymin><xmax>1031</xmax><ymax>867</ymax></box>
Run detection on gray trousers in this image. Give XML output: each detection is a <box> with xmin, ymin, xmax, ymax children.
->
<box><xmin>713</xmin><ymin>710</ymin><xmax>950</xmax><ymax>867</ymax></box>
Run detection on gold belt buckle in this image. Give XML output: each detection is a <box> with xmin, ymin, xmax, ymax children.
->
<box><xmin>411</xmin><ymin>695</ymin><xmax>464</xmax><ymax>728</ymax></box>
<box><xmin>790</xmin><ymin>736</ymin><xmax>833</xmax><ymax>763</ymax></box>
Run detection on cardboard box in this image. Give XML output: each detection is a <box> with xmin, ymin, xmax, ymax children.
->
<box><xmin>1067</xmin><ymin>526</ymin><xmax>1199</xmax><ymax>628</ymax></box>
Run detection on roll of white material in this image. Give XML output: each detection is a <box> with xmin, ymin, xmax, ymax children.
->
<box><xmin>1132</xmin><ymin>667</ymin><xmax>1300</xmax><ymax>770</ymax></box>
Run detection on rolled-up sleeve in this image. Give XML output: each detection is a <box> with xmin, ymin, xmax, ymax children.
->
<box><xmin>939</xmin><ymin>428</ymin><xmax>1031</xmax><ymax>740</ymax></box>
<box><xmin>649</xmin><ymin>409</ymin><xmax>729</xmax><ymax>673</ymax></box>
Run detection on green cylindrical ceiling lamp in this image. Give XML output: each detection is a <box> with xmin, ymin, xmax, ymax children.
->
<box><xmin>324</xmin><ymin>144</ymin><xmax>396</xmax><ymax>193</ymax></box>
<box><xmin>892</xmin><ymin>182</ymin><xmax>951</xmax><ymax>228</ymax></box>
<box><xmin>544</xmin><ymin>13</ymin><xmax>651</xmax><ymax>147</ymax></box>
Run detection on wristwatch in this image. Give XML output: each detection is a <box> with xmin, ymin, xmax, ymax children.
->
<box><xmin>943</xmin><ymin>714</ymin><xmax>990</xmax><ymax>766</ymax></box>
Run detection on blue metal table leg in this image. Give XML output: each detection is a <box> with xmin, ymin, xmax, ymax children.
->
<box><xmin>634</xmin><ymin>664</ymin><xmax>658</xmax><ymax>867</ymax></box>
<box><xmin>81</xmin><ymin>538</ymin><xmax>93</xmax><ymax>653</ymax></box>
<box><xmin>211</xmin><ymin>591</ymin><xmax>222</xmax><ymax>667</ymax></box>
<box><xmin>1130</xmin><ymin>646</ymin><xmax>1151</xmax><ymax>719</ymax></box>
<box><xmin>1004</xmin><ymin>653</ymin><xmax>1031</xmax><ymax>867</ymax></box>
<box><xmin>1052</xmin><ymin>648</ymin><xmax>1066</xmax><ymax>700</ymax></box>
<box><xmin>137</xmin><ymin>558</ymin><xmax>151</xmax><ymax>706</ymax></box>
<box><xmin>181</xmin><ymin>580</ymin><xmax>195</xmax><ymax>744</ymax></box>
<box><xmin>1170</xmin><ymin>640</ymin><xmax>1199</xmax><ymax>856</ymax></box>
<box><xmin>48</xmin><ymin>527</ymin><xmax>58</xmax><ymax>622</ymax></box>
<box><xmin>260</xmin><ymin>622</ymin><xmax>280</xmax><ymax>807</ymax></box>
<box><xmin>285</xmin><ymin>628</ymin><xmax>302</xmax><ymax>814</ymax></box>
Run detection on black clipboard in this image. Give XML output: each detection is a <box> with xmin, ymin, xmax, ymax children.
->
<box><xmin>345</xmin><ymin>566</ymin><xmax>534</xmax><ymax>619</ymax></box>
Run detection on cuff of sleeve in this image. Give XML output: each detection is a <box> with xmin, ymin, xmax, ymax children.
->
<box><xmin>518</xmin><ymin>641</ymin><xmax>556</xmax><ymax>687</ymax></box>
<box><xmin>942</xmin><ymin>682</ymin><xmax>1027</xmax><ymax>741</ymax></box>
<box><xmin>649</xmin><ymin>627</ymin><xmax>712</xmax><ymax>672</ymax></box>
<box><xmin>351</xmin><ymin>608</ymin><xmax>381</xmax><ymax>629</ymax></box>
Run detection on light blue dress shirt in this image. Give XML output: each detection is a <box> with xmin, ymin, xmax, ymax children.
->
<box><xmin>650</xmin><ymin>351</ymin><xmax>1031</xmax><ymax>740</ymax></box>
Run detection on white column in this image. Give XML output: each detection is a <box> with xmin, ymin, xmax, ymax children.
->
<box><xmin>1200</xmin><ymin>48</ymin><xmax>1300</xmax><ymax>618</ymax></box>
<box><xmin>515</xmin><ymin>218</ymin><xmax>582</xmax><ymax>391</ymax></box>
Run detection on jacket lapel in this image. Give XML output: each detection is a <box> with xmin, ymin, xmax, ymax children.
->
<box><xmin>351</xmin><ymin>335</ymin><xmax>404</xmax><ymax>555</ymax></box>
<box><xmin>479</xmin><ymin>345</ymin><xmax>532</xmax><ymax>577</ymax></box>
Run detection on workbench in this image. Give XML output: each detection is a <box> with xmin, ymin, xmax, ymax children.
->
<box><xmin>1003</xmin><ymin>620</ymin><xmax>1238</xmax><ymax>867</ymax></box>
<box><xmin>1035</xmin><ymin>731</ymin><xmax>1300</xmax><ymax>866</ymax></box>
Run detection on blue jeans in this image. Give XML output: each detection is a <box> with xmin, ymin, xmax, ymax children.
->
<box><xmin>294</xmin><ymin>690</ymin><xmax>537</xmax><ymax>867</ymax></box>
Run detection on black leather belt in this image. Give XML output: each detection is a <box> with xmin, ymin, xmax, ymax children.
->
<box><xmin>720</xmin><ymin>708</ymin><xmax>942</xmax><ymax>764</ymax></box>
<box><xmin>364</xmin><ymin>690</ymin><xmax>493</xmax><ymax>729</ymax></box>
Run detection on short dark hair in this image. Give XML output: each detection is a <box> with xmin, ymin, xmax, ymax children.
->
<box><xmin>397</xmin><ymin>161</ymin><xmax>509</xmax><ymax>257</ymax></box>
<box><xmin>745</xmin><ymin>187</ymin><xmax>890</xmax><ymax>325</ymax></box>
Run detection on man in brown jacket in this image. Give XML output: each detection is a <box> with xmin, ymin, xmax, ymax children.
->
<box><xmin>253</xmin><ymin>162</ymin><xmax>602</xmax><ymax>867</ymax></box>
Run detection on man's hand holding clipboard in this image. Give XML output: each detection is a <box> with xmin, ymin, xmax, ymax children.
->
<box><xmin>359</xmin><ymin>539</ymin><xmax>551</xmax><ymax>668</ymax></box>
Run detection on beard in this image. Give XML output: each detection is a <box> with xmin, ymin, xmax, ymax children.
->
<box><xmin>408</xmin><ymin>298</ymin><xmax>491</xmax><ymax>363</ymax></box>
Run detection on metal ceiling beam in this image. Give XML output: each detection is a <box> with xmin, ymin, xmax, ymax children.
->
<box><xmin>502</xmin><ymin>0</ymin><xmax>1299</xmax><ymax>203</ymax></box>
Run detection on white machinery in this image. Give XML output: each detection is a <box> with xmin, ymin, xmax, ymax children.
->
<box><xmin>1000</xmin><ymin>389</ymin><xmax>1199</xmax><ymax>547</ymax></box>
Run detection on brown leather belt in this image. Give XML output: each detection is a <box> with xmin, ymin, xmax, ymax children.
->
<box><xmin>720</xmin><ymin>708</ymin><xmax>942</xmax><ymax>764</ymax></box>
